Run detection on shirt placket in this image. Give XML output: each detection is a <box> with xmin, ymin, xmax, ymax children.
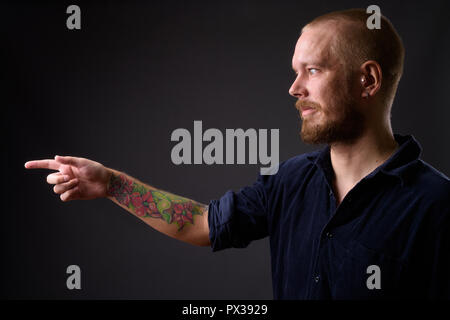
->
<box><xmin>308</xmin><ymin>176</ymin><xmax>362</xmax><ymax>298</ymax></box>
<box><xmin>306</xmin><ymin>181</ymin><xmax>338</xmax><ymax>298</ymax></box>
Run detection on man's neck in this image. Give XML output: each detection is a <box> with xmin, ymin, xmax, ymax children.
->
<box><xmin>329</xmin><ymin>127</ymin><xmax>398</xmax><ymax>204</ymax></box>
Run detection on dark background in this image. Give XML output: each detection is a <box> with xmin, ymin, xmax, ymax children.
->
<box><xmin>2</xmin><ymin>0</ymin><xmax>449</xmax><ymax>299</ymax></box>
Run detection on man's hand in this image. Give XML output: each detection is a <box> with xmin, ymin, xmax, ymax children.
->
<box><xmin>24</xmin><ymin>155</ymin><xmax>111</xmax><ymax>202</ymax></box>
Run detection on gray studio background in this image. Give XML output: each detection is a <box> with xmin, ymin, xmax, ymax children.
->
<box><xmin>3</xmin><ymin>0</ymin><xmax>450</xmax><ymax>299</ymax></box>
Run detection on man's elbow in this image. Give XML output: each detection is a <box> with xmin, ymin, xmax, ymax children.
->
<box><xmin>191</xmin><ymin>234</ymin><xmax>211</xmax><ymax>247</ymax></box>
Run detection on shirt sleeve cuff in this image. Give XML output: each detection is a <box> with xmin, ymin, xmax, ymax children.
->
<box><xmin>208</xmin><ymin>190</ymin><xmax>235</xmax><ymax>252</ymax></box>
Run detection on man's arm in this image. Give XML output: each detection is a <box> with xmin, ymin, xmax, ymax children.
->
<box><xmin>105</xmin><ymin>168</ymin><xmax>210</xmax><ymax>247</ymax></box>
<box><xmin>24</xmin><ymin>155</ymin><xmax>210</xmax><ymax>247</ymax></box>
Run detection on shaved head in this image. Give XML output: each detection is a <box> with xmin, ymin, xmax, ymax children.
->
<box><xmin>302</xmin><ymin>9</ymin><xmax>405</xmax><ymax>108</ymax></box>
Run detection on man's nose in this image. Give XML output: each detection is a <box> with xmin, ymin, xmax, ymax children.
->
<box><xmin>289</xmin><ymin>76</ymin><xmax>308</xmax><ymax>98</ymax></box>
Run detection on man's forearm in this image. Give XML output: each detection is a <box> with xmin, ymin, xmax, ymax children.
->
<box><xmin>105</xmin><ymin>168</ymin><xmax>210</xmax><ymax>247</ymax></box>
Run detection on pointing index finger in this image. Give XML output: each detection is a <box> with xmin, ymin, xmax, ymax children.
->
<box><xmin>24</xmin><ymin>159</ymin><xmax>60</xmax><ymax>171</ymax></box>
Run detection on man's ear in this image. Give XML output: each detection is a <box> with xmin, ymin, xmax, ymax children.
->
<box><xmin>360</xmin><ymin>60</ymin><xmax>382</xmax><ymax>99</ymax></box>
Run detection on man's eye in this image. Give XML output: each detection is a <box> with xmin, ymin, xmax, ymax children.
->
<box><xmin>308</xmin><ymin>68</ymin><xmax>319</xmax><ymax>75</ymax></box>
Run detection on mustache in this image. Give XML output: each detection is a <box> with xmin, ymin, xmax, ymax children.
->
<box><xmin>295</xmin><ymin>99</ymin><xmax>322</xmax><ymax>111</ymax></box>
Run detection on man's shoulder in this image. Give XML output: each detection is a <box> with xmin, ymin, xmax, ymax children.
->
<box><xmin>403</xmin><ymin>160</ymin><xmax>450</xmax><ymax>208</ymax></box>
<box><xmin>410</xmin><ymin>159</ymin><xmax>448</xmax><ymax>187</ymax></box>
<box><xmin>405</xmin><ymin>160</ymin><xmax>450</xmax><ymax>232</ymax></box>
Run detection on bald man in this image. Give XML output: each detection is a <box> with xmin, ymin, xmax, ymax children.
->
<box><xmin>25</xmin><ymin>9</ymin><xmax>449</xmax><ymax>299</ymax></box>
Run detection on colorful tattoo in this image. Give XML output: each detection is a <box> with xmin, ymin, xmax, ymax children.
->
<box><xmin>107</xmin><ymin>173</ymin><xmax>206</xmax><ymax>231</ymax></box>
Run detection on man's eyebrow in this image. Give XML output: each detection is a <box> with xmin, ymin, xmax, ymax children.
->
<box><xmin>292</xmin><ymin>61</ymin><xmax>326</xmax><ymax>71</ymax></box>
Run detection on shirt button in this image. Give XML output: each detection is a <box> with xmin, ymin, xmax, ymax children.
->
<box><xmin>314</xmin><ymin>275</ymin><xmax>320</xmax><ymax>283</ymax></box>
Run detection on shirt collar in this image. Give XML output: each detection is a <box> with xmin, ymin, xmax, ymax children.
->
<box><xmin>306</xmin><ymin>134</ymin><xmax>422</xmax><ymax>186</ymax></box>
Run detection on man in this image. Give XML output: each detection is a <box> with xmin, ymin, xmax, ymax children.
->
<box><xmin>25</xmin><ymin>9</ymin><xmax>449</xmax><ymax>299</ymax></box>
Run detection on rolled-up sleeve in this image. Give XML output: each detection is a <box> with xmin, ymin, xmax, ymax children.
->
<box><xmin>208</xmin><ymin>174</ymin><xmax>271</xmax><ymax>252</ymax></box>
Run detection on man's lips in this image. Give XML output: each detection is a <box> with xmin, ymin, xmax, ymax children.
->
<box><xmin>295</xmin><ymin>100</ymin><xmax>321</xmax><ymax>118</ymax></box>
<box><xmin>300</xmin><ymin>106</ymin><xmax>316</xmax><ymax>117</ymax></box>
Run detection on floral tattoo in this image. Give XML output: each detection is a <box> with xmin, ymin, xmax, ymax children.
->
<box><xmin>107</xmin><ymin>173</ymin><xmax>205</xmax><ymax>231</ymax></box>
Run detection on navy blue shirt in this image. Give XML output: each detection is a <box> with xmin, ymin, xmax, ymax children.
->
<box><xmin>208</xmin><ymin>134</ymin><xmax>450</xmax><ymax>299</ymax></box>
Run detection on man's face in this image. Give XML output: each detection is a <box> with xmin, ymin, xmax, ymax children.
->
<box><xmin>289</xmin><ymin>23</ymin><xmax>364</xmax><ymax>145</ymax></box>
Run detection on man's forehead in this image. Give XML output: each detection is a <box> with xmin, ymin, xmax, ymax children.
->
<box><xmin>292</xmin><ymin>23</ymin><xmax>339</xmax><ymax>66</ymax></box>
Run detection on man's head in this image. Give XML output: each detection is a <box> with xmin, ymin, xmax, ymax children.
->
<box><xmin>289</xmin><ymin>9</ymin><xmax>405</xmax><ymax>145</ymax></box>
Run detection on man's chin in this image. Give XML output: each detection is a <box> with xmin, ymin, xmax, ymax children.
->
<box><xmin>300</xmin><ymin>126</ymin><xmax>329</xmax><ymax>145</ymax></box>
<box><xmin>300</xmin><ymin>121</ymin><xmax>346</xmax><ymax>145</ymax></box>
<box><xmin>300</xmin><ymin>123</ymin><xmax>364</xmax><ymax>145</ymax></box>
<box><xmin>301</xmin><ymin>135</ymin><xmax>328</xmax><ymax>145</ymax></box>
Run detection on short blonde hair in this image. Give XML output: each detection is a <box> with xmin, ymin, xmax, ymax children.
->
<box><xmin>303</xmin><ymin>8</ymin><xmax>405</xmax><ymax>104</ymax></box>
